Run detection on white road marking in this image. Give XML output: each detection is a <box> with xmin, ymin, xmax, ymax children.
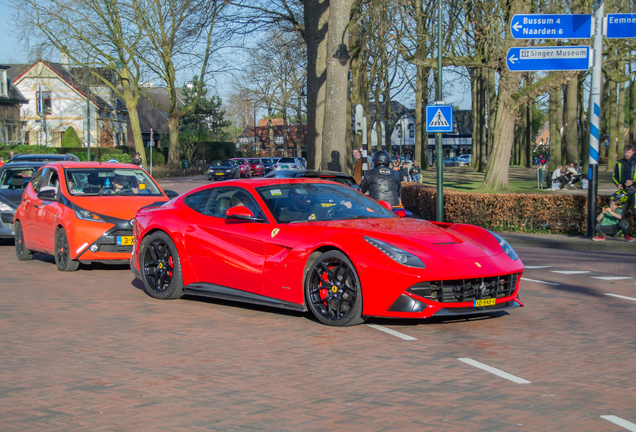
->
<box><xmin>551</xmin><ymin>270</ymin><xmax>591</xmax><ymax>274</ymax></box>
<box><xmin>601</xmin><ymin>415</ymin><xmax>636</xmax><ymax>431</ymax></box>
<box><xmin>524</xmin><ymin>266</ymin><xmax>553</xmax><ymax>269</ymax></box>
<box><xmin>458</xmin><ymin>358</ymin><xmax>531</xmax><ymax>384</ymax></box>
<box><xmin>521</xmin><ymin>277</ymin><xmax>560</xmax><ymax>286</ymax></box>
<box><xmin>366</xmin><ymin>324</ymin><xmax>417</xmax><ymax>341</ymax></box>
<box><xmin>592</xmin><ymin>276</ymin><xmax>634</xmax><ymax>281</ymax></box>
<box><xmin>605</xmin><ymin>293</ymin><xmax>636</xmax><ymax>302</ymax></box>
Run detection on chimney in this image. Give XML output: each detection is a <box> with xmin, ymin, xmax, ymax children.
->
<box><xmin>60</xmin><ymin>48</ymin><xmax>71</xmax><ymax>70</ymax></box>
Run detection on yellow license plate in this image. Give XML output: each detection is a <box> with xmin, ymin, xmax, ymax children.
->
<box><xmin>474</xmin><ymin>298</ymin><xmax>496</xmax><ymax>307</ymax></box>
<box><xmin>117</xmin><ymin>236</ymin><xmax>134</xmax><ymax>246</ymax></box>
<box><xmin>215</xmin><ymin>173</ymin><xmax>223</xmax><ymax>175</ymax></box>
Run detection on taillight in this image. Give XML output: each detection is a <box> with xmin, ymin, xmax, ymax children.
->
<box><xmin>292</xmin><ymin>165</ymin><xmax>297</xmax><ymax>168</ymax></box>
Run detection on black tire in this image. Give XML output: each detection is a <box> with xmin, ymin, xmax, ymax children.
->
<box><xmin>55</xmin><ymin>228</ymin><xmax>80</xmax><ymax>271</ymax></box>
<box><xmin>14</xmin><ymin>221</ymin><xmax>33</xmax><ymax>261</ymax></box>
<box><xmin>139</xmin><ymin>231</ymin><xmax>183</xmax><ymax>300</ymax></box>
<box><xmin>304</xmin><ymin>250</ymin><xmax>365</xmax><ymax>326</ymax></box>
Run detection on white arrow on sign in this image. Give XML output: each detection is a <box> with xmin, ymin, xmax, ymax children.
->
<box><xmin>508</xmin><ymin>55</ymin><xmax>518</xmax><ymax>64</ymax></box>
<box><xmin>512</xmin><ymin>22</ymin><xmax>522</xmax><ymax>31</ymax></box>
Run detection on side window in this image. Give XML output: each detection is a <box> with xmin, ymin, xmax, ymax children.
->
<box><xmin>184</xmin><ymin>187</ymin><xmax>264</xmax><ymax>219</ymax></box>
<box><xmin>31</xmin><ymin>168</ymin><xmax>46</xmax><ymax>193</ymax></box>
<box><xmin>45</xmin><ymin>169</ymin><xmax>60</xmax><ymax>192</ymax></box>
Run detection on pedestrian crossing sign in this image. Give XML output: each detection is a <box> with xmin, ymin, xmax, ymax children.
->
<box><xmin>426</xmin><ymin>105</ymin><xmax>453</xmax><ymax>133</ymax></box>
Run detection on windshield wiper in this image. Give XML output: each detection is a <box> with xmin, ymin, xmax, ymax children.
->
<box><xmin>338</xmin><ymin>215</ymin><xmax>371</xmax><ymax>220</ymax></box>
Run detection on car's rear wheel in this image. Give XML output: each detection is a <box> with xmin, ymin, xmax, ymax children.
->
<box><xmin>305</xmin><ymin>250</ymin><xmax>365</xmax><ymax>326</ymax></box>
<box><xmin>140</xmin><ymin>231</ymin><xmax>183</xmax><ymax>300</ymax></box>
<box><xmin>14</xmin><ymin>221</ymin><xmax>33</xmax><ymax>261</ymax></box>
<box><xmin>55</xmin><ymin>228</ymin><xmax>80</xmax><ymax>271</ymax></box>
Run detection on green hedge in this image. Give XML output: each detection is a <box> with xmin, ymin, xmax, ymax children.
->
<box><xmin>401</xmin><ymin>183</ymin><xmax>634</xmax><ymax>235</ymax></box>
<box><xmin>197</xmin><ymin>142</ymin><xmax>236</xmax><ymax>162</ymax></box>
<box><xmin>0</xmin><ymin>145</ymin><xmax>58</xmax><ymax>159</ymax></box>
<box><xmin>100</xmin><ymin>153</ymin><xmax>132</xmax><ymax>163</ymax></box>
<box><xmin>144</xmin><ymin>148</ymin><xmax>166</xmax><ymax>166</ymax></box>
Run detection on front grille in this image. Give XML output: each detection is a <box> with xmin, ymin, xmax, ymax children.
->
<box><xmin>100</xmin><ymin>245</ymin><xmax>133</xmax><ymax>253</ymax></box>
<box><xmin>407</xmin><ymin>273</ymin><xmax>519</xmax><ymax>303</ymax></box>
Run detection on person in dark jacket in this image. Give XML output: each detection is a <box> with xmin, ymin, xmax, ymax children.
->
<box><xmin>359</xmin><ymin>150</ymin><xmax>401</xmax><ymax>206</ymax></box>
<box><xmin>132</xmin><ymin>152</ymin><xmax>143</xmax><ymax>167</ymax></box>
<box><xmin>612</xmin><ymin>143</ymin><xmax>636</xmax><ymax>242</ymax></box>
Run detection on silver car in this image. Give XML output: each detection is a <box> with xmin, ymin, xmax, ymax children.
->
<box><xmin>273</xmin><ymin>157</ymin><xmax>304</xmax><ymax>171</ymax></box>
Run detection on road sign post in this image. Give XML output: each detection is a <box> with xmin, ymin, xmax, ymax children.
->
<box><xmin>510</xmin><ymin>14</ymin><xmax>592</xmax><ymax>39</ymax></box>
<box><xmin>354</xmin><ymin>104</ymin><xmax>369</xmax><ymax>173</ymax></box>
<box><xmin>506</xmin><ymin>46</ymin><xmax>592</xmax><ymax>72</ymax></box>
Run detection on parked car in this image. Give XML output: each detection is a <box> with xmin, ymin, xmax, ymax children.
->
<box><xmin>443</xmin><ymin>157</ymin><xmax>468</xmax><ymax>167</ymax></box>
<box><xmin>207</xmin><ymin>160</ymin><xmax>240</xmax><ymax>180</ymax></box>
<box><xmin>273</xmin><ymin>157</ymin><xmax>303</xmax><ymax>171</ymax></box>
<box><xmin>0</xmin><ymin>161</ymin><xmax>48</xmax><ymax>238</ymax></box>
<box><xmin>131</xmin><ymin>178</ymin><xmax>523</xmax><ymax>327</ymax></box>
<box><xmin>457</xmin><ymin>154</ymin><xmax>472</xmax><ymax>164</ymax></box>
<box><xmin>264</xmin><ymin>169</ymin><xmax>357</xmax><ymax>188</ymax></box>
<box><xmin>14</xmin><ymin>162</ymin><xmax>177</xmax><ymax>271</ymax></box>
<box><xmin>246</xmin><ymin>158</ymin><xmax>264</xmax><ymax>176</ymax></box>
<box><xmin>229</xmin><ymin>158</ymin><xmax>252</xmax><ymax>178</ymax></box>
<box><xmin>260</xmin><ymin>158</ymin><xmax>275</xmax><ymax>174</ymax></box>
<box><xmin>9</xmin><ymin>153</ymin><xmax>80</xmax><ymax>163</ymax></box>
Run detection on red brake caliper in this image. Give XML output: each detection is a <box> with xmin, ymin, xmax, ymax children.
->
<box><xmin>168</xmin><ymin>255</ymin><xmax>174</xmax><ymax>277</ymax></box>
<box><xmin>319</xmin><ymin>269</ymin><xmax>330</xmax><ymax>303</ymax></box>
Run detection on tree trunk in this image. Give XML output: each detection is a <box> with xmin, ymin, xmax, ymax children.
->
<box><xmin>415</xmin><ymin>64</ymin><xmax>423</xmax><ymax>169</ymax></box>
<box><xmin>470</xmin><ymin>69</ymin><xmax>480</xmax><ymax>170</ymax></box>
<box><xmin>617</xmin><ymin>80</ymin><xmax>626</xmax><ymax>157</ymax></box>
<box><xmin>607</xmin><ymin>80</ymin><xmax>618</xmax><ymax>171</ymax></box>
<box><xmin>384</xmin><ymin>86</ymin><xmax>393</xmax><ymax>157</ymax></box>
<box><xmin>583</xmin><ymin>82</ymin><xmax>592</xmax><ymax>174</ymax></box>
<box><xmin>548</xmin><ymin>86</ymin><xmax>561</xmax><ymax>173</ymax></box>
<box><xmin>168</xmin><ymin>114</ymin><xmax>180</xmax><ymax>165</ymax></box>
<box><xmin>479</xmin><ymin>68</ymin><xmax>487</xmax><ymax>170</ymax></box>
<box><xmin>566</xmin><ymin>75</ymin><xmax>579</xmax><ymax>165</ymax></box>
<box><xmin>320</xmin><ymin>0</ymin><xmax>354</xmax><ymax>172</ymax></box>
<box><xmin>122</xmin><ymin>81</ymin><xmax>146</xmax><ymax>166</ymax></box>
<box><xmin>519</xmin><ymin>103</ymin><xmax>527</xmax><ymax>166</ymax></box>
<box><xmin>345</xmin><ymin>75</ymin><xmax>353</xmax><ymax>175</ymax></box>
<box><xmin>304</xmin><ymin>0</ymin><xmax>329</xmax><ymax>169</ymax></box>
<box><xmin>350</xmin><ymin>27</ymin><xmax>362</xmax><ymax>161</ymax></box>
<box><xmin>525</xmin><ymin>99</ymin><xmax>533</xmax><ymax>168</ymax></box>
<box><xmin>374</xmin><ymin>86</ymin><xmax>382</xmax><ymax>151</ymax></box>
<box><xmin>486</xmin><ymin>67</ymin><xmax>497</xmax><ymax>162</ymax></box>
<box><xmin>578</xmin><ymin>74</ymin><xmax>585</xmax><ymax>158</ymax></box>
<box><xmin>268</xmin><ymin>119</ymin><xmax>275</xmax><ymax>157</ymax></box>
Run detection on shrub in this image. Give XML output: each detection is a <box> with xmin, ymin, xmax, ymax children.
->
<box><xmin>401</xmin><ymin>183</ymin><xmax>634</xmax><ymax>235</ymax></box>
<box><xmin>99</xmin><ymin>153</ymin><xmax>132</xmax><ymax>163</ymax></box>
<box><xmin>0</xmin><ymin>145</ymin><xmax>57</xmax><ymax>159</ymax></box>
<box><xmin>144</xmin><ymin>148</ymin><xmax>166</xmax><ymax>166</ymax></box>
<box><xmin>150</xmin><ymin>165</ymin><xmax>202</xmax><ymax>179</ymax></box>
<box><xmin>61</xmin><ymin>127</ymin><xmax>82</xmax><ymax>148</ymax></box>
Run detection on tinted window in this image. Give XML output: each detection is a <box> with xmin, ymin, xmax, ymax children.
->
<box><xmin>256</xmin><ymin>183</ymin><xmax>395</xmax><ymax>223</ymax></box>
<box><xmin>210</xmin><ymin>160</ymin><xmax>234</xmax><ymax>167</ymax></box>
<box><xmin>30</xmin><ymin>169</ymin><xmax>44</xmax><ymax>193</ymax></box>
<box><xmin>247</xmin><ymin>159</ymin><xmax>260</xmax><ymax>164</ymax></box>
<box><xmin>278</xmin><ymin>158</ymin><xmax>297</xmax><ymax>163</ymax></box>
<box><xmin>261</xmin><ymin>158</ymin><xmax>272</xmax><ymax>164</ymax></box>
<box><xmin>0</xmin><ymin>166</ymin><xmax>39</xmax><ymax>190</ymax></box>
<box><xmin>64</xmin><ymin>168</ymin><xmax>162</xmax><ymax>196</ymax></box>
<box><xmin>184</xmin><ymin>187</ymin><xmax>264</xmax><ymax>220</ymax></box>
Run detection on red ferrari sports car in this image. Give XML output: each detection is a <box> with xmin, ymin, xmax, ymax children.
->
<box><xmin>131</xmin><ymin>178</ymin><xmax>524</xmax><ymax>326</ymax></box>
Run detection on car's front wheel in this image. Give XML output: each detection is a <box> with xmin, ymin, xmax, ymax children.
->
<box><xmin>55</xmin><ymin>228</ymin><xmax>80</xmax><ymax>271</ymax></box>
<box><xmin>305</xmin><ymin>250</ymin><xmax>365</xmax><ymax>326</ymax></box>
<box><xmin>14</xmin><ymin>221</ymin><xmax>33</xmax><ymax>261</ymax></box>
<box><xmin>139</xmin><ymin>231</ymin><xmax>183</xmax><ymax>300</ymax></box>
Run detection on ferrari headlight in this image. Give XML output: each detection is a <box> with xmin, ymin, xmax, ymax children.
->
<box><xmin>489</xmin><ymin>231</ymin><xmax>518</xmax><ymax>261</ymax></box>
<box><xmin>0</xmin><ymin>201</ymin><xmax>14</xmax><ymax>212</ymax></box>
<box><xmin>74</xmin><ymin>208</ymin><xmax>105</xmax><ymax>223</ymax></box>
<box><xmin>365</xmin><ymin>237</ymin><xmax>426</xmax><ymax>268</ymax></box>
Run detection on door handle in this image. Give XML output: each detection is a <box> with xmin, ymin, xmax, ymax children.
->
<box><xmin>186</xmin><ymin>226</ymin><xmax>195</xmax><ymax>233</ymax></box>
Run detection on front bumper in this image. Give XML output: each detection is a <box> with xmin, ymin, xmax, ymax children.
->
<box><xmin>0</xmin><ymin>212</ymin><xmax>15</xmax><ymax>238</ymax></box>
<box><xmin>208</xmin><ymin>171</ymin><xmax>235</xmax><ymax>179</ymax></box>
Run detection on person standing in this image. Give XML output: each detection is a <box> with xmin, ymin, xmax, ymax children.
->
<box><xmin>359</xmin><ymin>150</ymin><xmax>402</xmax><ymax>206</ymax></box>
<box><xmin>9</xmin><ymin>150</ymin><xmax>15</xmax><ymax>161</ymax></box>
<box><xmin>612</xmin><ymin>143</ymin><xmax>636</xmax><ymax>241</ymax></box>
<box><xmin>132</xmin><ymin>152</ymin><xmax>143</xmax><ymax>167</ymax></box>
<box><xmin>410</xmin><ymin>161</ymin><xmax>421</xmax><ymax>183</ymax></box>
<box><xmin>353</xmin><ymin>148</ymin><xmax>366</xmax><ymax>185</ymax></box>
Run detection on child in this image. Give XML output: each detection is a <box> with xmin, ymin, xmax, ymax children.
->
<box><xmin>593</xmin><ymin>199</ymin><xmax>628</xmax><ymax>241</ymax></box>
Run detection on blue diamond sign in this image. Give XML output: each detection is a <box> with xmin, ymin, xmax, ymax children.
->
<box><xmin>426</xmin><ymin>105</ymin><xmax>453</xmax><ymax>133</ymax></box>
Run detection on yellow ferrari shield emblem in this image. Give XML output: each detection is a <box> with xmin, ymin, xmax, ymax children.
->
<box><xmin>271</xmin><ymin>228</ymin><xmax>280</xmax><ymax>238</ymax></box>
<box><xmin>475</xmin><ymin>262</ymin><xmax>482</xmax><ymax>268</ymax></box>
<box><xmin>159</xmin><ymin>263</ymin><xmax>163</xmax><ymax>269</ymax></box>
<box><xmin>331</xmin><ymin>286</ymin><xmax>338</xmax><ymax>293</ymax></box>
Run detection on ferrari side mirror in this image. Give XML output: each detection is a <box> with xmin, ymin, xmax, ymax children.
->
<box><xmin>378</xmin><ymin>200</ymin><xmax>392</xmax><ymax>211</ymax></box>
<box><xmin>226</xmin><ymin>205</ymin><xmax>264</xmax><ymax>222</ymax></box>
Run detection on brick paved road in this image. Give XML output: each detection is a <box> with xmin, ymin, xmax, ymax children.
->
<box><xmin>1</xmin><ymin>241</ymin><xmax>635</xmax><ymax>431</ymax></box>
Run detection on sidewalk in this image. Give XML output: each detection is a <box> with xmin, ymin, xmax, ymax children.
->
<box><xmin>498</xmin><ymin>231</ymin><xmax>636</xmax><ymax>254</ymax></box>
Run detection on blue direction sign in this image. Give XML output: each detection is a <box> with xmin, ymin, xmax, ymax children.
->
<box><xmin>506</xmin><ymin>46</ymin><xmax>592</xmax><ymax>72</ymax></box>
<box><xmin>511</xmin><ymin>14</ymin><xmax>592</xmax><ymax>39</ymax></box>
<box><xmin>605</xmin><ymin>14</ymin><xmax>636</xmax><ymax>39</ymax></box>
<box><xmin>426</xmin><ymin>105</ymin><xmax>453</xmax><ymax>133</ymax></box>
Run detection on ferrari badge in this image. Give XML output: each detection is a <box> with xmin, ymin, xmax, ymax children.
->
<box><xmin>475</xmin><ymin>262</ymin><xmax>482</xmax><ymax>268</ymax></box>
<box><xmin>271</xmin><ymin>228</ymin><xmax>280</xmax><ymax>238</ymax></box>
<box><xmin>331</xmin><ymin>286</ymin><xmax>338</xmax><ymax>293</ymax></box>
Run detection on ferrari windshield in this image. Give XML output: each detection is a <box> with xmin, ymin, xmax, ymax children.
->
<box><xmin>0</xmin><ymin>166</ymin><xmax>38</xmax><ymax>189</ymax></box>
<box><xmin>64</xmin><ymin>168</ymin><xmax>163</xmax><ymax>196</ymax></box>
<box><xmin>256</xmin><ymin>183</ymin><xmax>395</xmax><ymax>223</ymax></box>
<box><xmin>210</xmin><ymin>160</ymin><xmax>234</xmax><ymax>167</ymax></box>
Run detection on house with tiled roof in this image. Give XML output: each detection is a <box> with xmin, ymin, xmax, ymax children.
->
<box><xmin>7</xmin><ymin>58</ymin><xmax>128</xmax><ymax>147</ymax></box>
<box><xmin>0</xmin><ymin>65</ymin><xmax>28</xmax><ymax>144</ymax></box>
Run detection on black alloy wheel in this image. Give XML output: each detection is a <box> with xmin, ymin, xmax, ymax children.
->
<box><xmin>140</xmin><ymin>231</ymin><xmax>183</xmax><ymax>299</ymax></box>
<box><xmin>305</xmin><ymin>250</ymin><xmax>365</xmax><ymax>326</ymax></box>
<box><xmin>14</xmin><ymin>221</ymin><xmax>33</xmax><ymax>261</ymax></box>
<box><xmin>55</xmin><ymin>228</ymin><xmax>80</xmax><ymax>271</ymax></box>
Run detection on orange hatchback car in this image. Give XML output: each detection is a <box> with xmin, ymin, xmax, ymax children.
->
<box><xmin>14</xmin><ymin>162</ymin><xmax>176</xmax><ymax>271</ymax></box>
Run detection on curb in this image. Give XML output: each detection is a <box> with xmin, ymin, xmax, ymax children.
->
<box><xmin>498</xmin><ymin>232</ymin><xmax>636</xmax><ymax>254</ymax></box>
